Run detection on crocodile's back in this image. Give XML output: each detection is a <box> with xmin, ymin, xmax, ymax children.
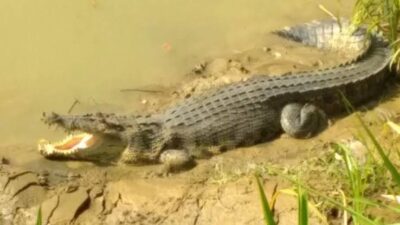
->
<box><xmin>162</xmin><ymin>20</ymin><xmax>391</xmax><ymax>149</ymax></box>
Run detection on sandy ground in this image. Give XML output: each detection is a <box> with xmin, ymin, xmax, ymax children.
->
<box><xmin>1</xmin><ymin>33</ymin><xmax>399</xmax><ymax>225</ymax></box>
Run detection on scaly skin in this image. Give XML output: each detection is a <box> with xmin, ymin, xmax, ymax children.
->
<box><xmin>39</xmin><ymin>19</ymin><xmax>392</xmax><ymax>170</ymax></box>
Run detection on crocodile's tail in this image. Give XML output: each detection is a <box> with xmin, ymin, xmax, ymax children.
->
<box><xmin>42</xmin><ymin>112</ymin><xmax>136</xmax><ymax>137</ymax></box>
<box><xmin>273</xmin><ymin>18</ymin><xmax>371</xmax><ymax>62</ymax></box>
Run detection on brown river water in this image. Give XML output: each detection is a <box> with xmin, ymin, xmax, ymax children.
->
<box><xmin>0</xmin><ymin>0</ymin><xmax>354</xmax><ymax>146</ymax></box>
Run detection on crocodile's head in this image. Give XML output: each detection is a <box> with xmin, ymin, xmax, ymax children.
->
<box><xmin>38</xmin><ymin>112</ymin><xmax>133</xmax><ymax>161</ymax></box>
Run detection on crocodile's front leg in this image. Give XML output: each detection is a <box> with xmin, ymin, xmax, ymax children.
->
<box><xmin>280</xmin><ymin>103</ymin><xmax>328</xmax><ymax>138</ymax></box>
<box><xmin>120</xmin><ymin>145</ymin><xmax>194</xmax><ymax>173</ymax></box>
<box><xmin>159</xmin><ymin>149</ymin><xmax>195</xmax><ymax>172</ymax></box>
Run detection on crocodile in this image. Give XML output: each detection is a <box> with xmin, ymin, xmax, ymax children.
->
<box><xmin>38</xmin><ymin>19</ymin><xmax>392</xmax><ymax>171</ymax></box>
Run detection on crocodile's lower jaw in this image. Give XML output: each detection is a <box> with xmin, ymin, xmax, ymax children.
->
<box><xmin>38</xmin><ymin>133</ymin><xmax>102</xmax><ymax>158</ymax></box>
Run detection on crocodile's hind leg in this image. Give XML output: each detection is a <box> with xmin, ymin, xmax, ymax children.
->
<box><xmin>159</xmin><ymin>149</ymin><xmax>195</xmax><ymax>173</ymax></box>
<box><xmin>118</xmin><ymin>143</ymin><xmax>155</xmax><ymax>165</ymax></box>
<box><xmin>280</xmin><ymin>103</ymin><xmax>328</xmax><ymax>138</ymax></box>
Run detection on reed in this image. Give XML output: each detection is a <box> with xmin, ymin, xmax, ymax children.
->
<box><xmin>352</xmin><ymin>0</ymin><xmax>400</xmax><ymax>69</ymax></box>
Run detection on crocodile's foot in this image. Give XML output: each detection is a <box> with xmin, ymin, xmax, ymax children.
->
<box><xmin>280</xmin><ymin>103</ymin><xmax>328</xmax><ymax>138</ymax></box>
<box><xmin>159</xmin><ymin>150</ymin><xmax>196</xmax><ymax>173</ymax></box>
<box><xmin>120</xmin><ymin>146</ymin><xmax>195</xmax><ymax>173</ymax></box>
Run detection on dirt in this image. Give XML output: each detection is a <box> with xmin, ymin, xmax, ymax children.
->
<box><xmin>1</xmin><ymin>32</ymin><xmax>400</xmax><ymax>225</ymax></box>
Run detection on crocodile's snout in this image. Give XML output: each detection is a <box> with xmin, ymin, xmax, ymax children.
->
<box><xmin>42</xmin><ymin>112</ymin><xmax>63</xmax><ymax>126</ymax></box>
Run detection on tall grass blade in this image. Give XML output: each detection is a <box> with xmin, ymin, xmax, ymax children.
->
<box><xmin>298</xmin><ymin>185</ymin><xmax>308</xmax><ymax>225</ymax></box>
<box><xmin>36</xmin><ymin>207</ymin><xmax>42</xmax><ymax>225</ymax></box>
<box><xmin>340</xmin><ymin>94</ymin><xmax>400</xmax><ymax>186</ymax></box>
<box><xmin>278</xmin><ymin>189</ymin><xmax>329</xmax><ymax>225</ymax></box>
<box><xmin>333</xmin><ymin>143</ymin><xmax>365</xmax><ymax>225</ymax></box>
<box><xmin>286</xmin><ymin>176</ymin><xmax>378</xmax><ymax>225</ymax></box>
<box><xmin>352</xmin><ymin>0</ymin><xmax>400</xmax><ymax>69</ymax></box>
<box><xmin>255</xmin><ymin>175</ymin><xmax>277</xmax><ymax>225</ymax></box>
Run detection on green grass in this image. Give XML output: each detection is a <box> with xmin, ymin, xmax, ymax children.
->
<box><xmin>256</xmin><ymin>107</ymin><xmax>400</xmax><ymax>225</ymax></box>
<box><xmin>332</xmin><ymin>143</ymin><xmax>366</xmax><ymax>225</ymax></box>
<box><xmin>256</xmin><ymin>175</ymin><xmax>277</xmax><ymax>225</ymax></box>
<box><xmin>297</xmin><ymin>184</ymin><xmax>309</xmax><ymax>225</ymax></box>
<box><xmin>36</xmin><ymin>207</ymin><xmax>42</xmax><ymax>225</ymax></box>
<box><xmin>256</xmin><ymin>121</ymin><xmax>400</xmax><ymax>224</ymax></box>
<box><xmin>352</xmin><ymin>0</ymin><xmax>400</xmax><ymax>69</ymax></box>
<box><xmin>341</xmin><ymin>94</ymin><xmax>400</xmax><ymax>186</ymax></box>
<box><xmin>356</xmin><ymin>112</ymin><xmax>400</xmax><ymax>186</ymax></box>
<box><xmin>255</xmin><ymin>175</ymin><xmax>310</xmax><ymax>225</ymax></box>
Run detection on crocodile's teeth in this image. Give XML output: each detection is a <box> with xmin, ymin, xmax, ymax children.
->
<box><xmin>38</xmin><ymin>133</ymin><xmax>99</xmax><ymax>158</ymax></box>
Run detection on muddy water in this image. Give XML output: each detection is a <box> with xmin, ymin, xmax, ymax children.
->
<box><xmin>0</xmin><ymin>0</ymin><xmax>354</xmax><ymax>146</ymax></box>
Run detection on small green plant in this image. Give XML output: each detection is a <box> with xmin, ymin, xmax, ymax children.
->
<box><xmin>297</xmin><ymin>184</ymin><xmax>309</xmax><ymax>225</ymax></box>
<box><xmin>352</xmin><ymin>0</ymin><xmax>400</xmax><ymax>42</ymax></box>
<box><xmin>256</xmin><ymin>175</ymin><xmax>311</xmax><ymax>225</ymax></box>
<box><xmin>352</xmin><ymin>0</ymin><xmax>400</xmax><ymax>69</ymax></box>
<box><xmin>256</xmin><ymin>175</ymin><xmax>277</xmax><ymax>225</ymax></box>
<box><xmin>356</xmin><ymin>112</ymin><xmax>400</xmax><ymax>185</ymax></box>
<box><xmin>341</xmin><ymin>95</ymin><xmax>400</xmax><ymax>186</ymax></box>
<box><xmin>327</xmin><ymin>114</ymin><xmax>400</xmax><ymax>223</ymax></box>
<box><xmin>36</xmin><ymin>207</ymin><xmax>42</xmax><ymax>225</ymax></box>
<box><xmin>256</xmin><ymin>101</ymin><xmax>400</xmax><ymax>224</ymax></box>
<box><xmin>333</xmin><ymin>143</ymin><xmax>367</xmax><ymax>225</ymax></box>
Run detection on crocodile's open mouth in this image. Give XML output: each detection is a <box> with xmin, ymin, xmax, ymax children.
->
<box><xmin>38</xmin><ymin>133</ymin><xmax>102</xmax><ymax>158</ymax></box>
